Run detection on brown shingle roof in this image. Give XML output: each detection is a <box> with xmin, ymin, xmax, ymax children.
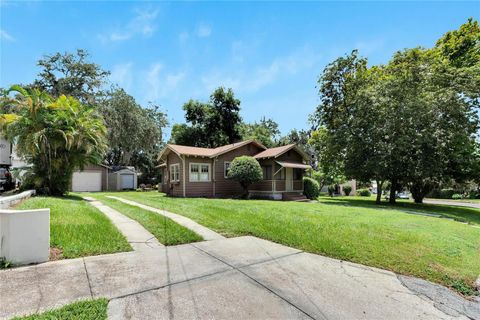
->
<box><xmin>160</xmin><ymin>140</ymin><xmax>267</xmax><ymax>159</ymax></box>
<box><xmin>253</xmin><ymin>144</ymin><xmax>295</xmax><ymax>159</ymax></box>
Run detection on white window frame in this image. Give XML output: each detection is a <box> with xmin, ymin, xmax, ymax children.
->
<box><xmin>224</xmin><ymin>161</ymin><xmax>231</xmax><ymax>178</ymax></box>
<box><xmin>170</xmin><ymin>164</ymin><xmax>180</xmax><ymax>182</ymax></box>
<box><xmin>189</xmin><ymin>163</ymin><xmax>211</xmax><ymax>182</ymax></box>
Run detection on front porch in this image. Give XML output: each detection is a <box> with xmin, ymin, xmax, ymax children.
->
<box><xmin>249</xmin><ymin>161</ymin><xmax>309</xmax><ymax>200</ymax></box>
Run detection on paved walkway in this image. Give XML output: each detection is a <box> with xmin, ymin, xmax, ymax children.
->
<box><xmin>1</xmin><ymin>236</ymin><xmax>478</xmax><ymax>320</ymax></box>
<box><xmin>84</xmin><ymin>197</ymin><xmax>163</xmax><ymax>251</ymax></box>
<box><xmin>106</xmin><ymin>196</ymin><xmax>225</xmax><ymax>241</ymax></box>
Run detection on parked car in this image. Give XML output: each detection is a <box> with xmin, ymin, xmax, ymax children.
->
<box><xmin>384</xmin><ymin>191</ymin><xmax>410</xmax><ymax>200</ymax></box>
<box><xmin>0</xmin><ymin>167</ymin><xmax>15</xmax><ymax>192</ymax></box>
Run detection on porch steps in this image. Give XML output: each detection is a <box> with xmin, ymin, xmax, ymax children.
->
<box><xmin>282</xmin><ymin>193</ymin><xmax>309</xmax><ymax>202</ymax></box>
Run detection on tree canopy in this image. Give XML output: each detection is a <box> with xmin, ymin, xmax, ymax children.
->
<box><xmin>1</xmin><ymin>86</ymin><xmax>107</xmax><ymax>195</ymax></box>
<box><xmin>171</xmin><ymin>87</ymin><xmax>242</xmax><ymax>147</ymax></box>
<box><xmin>33</xmin><ymin>49</ymin><xmax>110</xmax><ymax>105</ymax></box>
<box><xmin>311</xmin><ymin>19</ymin><xmax>480</xmax><ymax>204</ymax></box>
<box><xmin>239</xmin><ymin>117</ymin><xmax>280</xmax><ymax>148</ymax></box>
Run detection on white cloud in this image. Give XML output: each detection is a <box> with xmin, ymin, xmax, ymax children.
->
<box><xmin>195</xmin><ymin>23</ymin><xmax>212</xmax><ymax>38</ymax></box>
<box><xmin>98</xmin><ymin>9</ymin><xmax>159</xmax><ymax>44</ymax></box>
<box><xmin>110</xmin><ymin>62</ymin><xmax>133</xmax><ymax>91</ymax></box>
<box><xmin>202</xmin><ymin>46</ymin><xmax>321</xmax><ymax>93</ymax></box>
<box><xmin>145</xmin><ymin>63</ymin><xmax>186</xmax><ymax>102</ymax></box>
<box><xmin>0</xmin><ymin>29</ymin><xmax>14</xmax><ymax>41</ymax></box>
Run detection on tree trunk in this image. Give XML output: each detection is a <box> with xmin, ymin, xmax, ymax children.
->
<box><xmin>389</xmin><ymin>179</ymin><xmax>397</xmax><ymax>204</ymax></box>
<box><xmin>376</xmin><ymin>180</ymin><xmax>383</xmax><ymax>204</ymax></box>
<box><xmin>414</xmin><ymin>196</ymin><xmax>423</xmax><ymax>204</ymax></box>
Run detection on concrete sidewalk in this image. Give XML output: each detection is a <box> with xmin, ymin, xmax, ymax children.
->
<box><xmin>106</xmin><ymin>196</ymin><xmax>225</xmax><ymax>241</ymax></box>
<box><xmin>424</xmin><ymin>199</ymin><xmax>480</xmax><ymax>209</ymax></box>
<box><xmin>1</xmin><ymin>236</ymin><xmax>478</xmax><ymax>320</ymax></box>
<box><xmin>84</xmin><ymin>197</ymin><xmax>163</xmax><ymax>251</ymax></box>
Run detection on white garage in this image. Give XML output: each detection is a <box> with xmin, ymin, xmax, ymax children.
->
<box><xmin>72</xmin><ymin>171</ymin><xmax>102</xmax><ymax>192</ymax></box>
<box><xmin>108</xmin><ymin>167</ymin><xmax>138</xmax><ymax>191</ymax></box>
<box><xmin>71</xmin><ymin>164</ymin><xmax>110</xmax><ymax>192</ymax></box>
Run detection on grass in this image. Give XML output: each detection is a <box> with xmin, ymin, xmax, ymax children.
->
<box><xmin>84</xmin><ymin>193</ymin><xmax>203</xmax><ymax>245</ymax></box>
<box><xmin>102</xmin><ymin>191</ymin><xmax>480</xmax><ymax>296</ymax></box>
<box><xmin>318</xmin><ymin>196</ymin><xmax>480</xmax><ymax>225</ymax></box>
<box><xmin>13</xmin><ymin>299</ymin><xmax>108</xmax><ymax>320</ymax></box>
<box><xmin>17</xmin><ymin>196</ymin><xmax>132</xmax><ymax>259</ymax></box>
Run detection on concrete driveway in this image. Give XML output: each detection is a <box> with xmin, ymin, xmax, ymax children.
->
<box><xmin>1</xmin><ymin>236</ymin><xmax>478</xmax><ymax>320</ymax></box>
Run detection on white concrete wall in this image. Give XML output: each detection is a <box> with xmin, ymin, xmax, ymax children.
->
<box><xmin>0</xmin><ymin>208</ymin><xmax>50</xmax><ymax>264</ymax></box>
<box><xmin>0</xmin><ymin>190</ymin><xmax>36</xmax><ymax>209</ymax></box>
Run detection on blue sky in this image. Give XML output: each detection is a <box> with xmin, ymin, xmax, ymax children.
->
<box><xmin>1</xmin><ymin>1</ymin><xmax>478</xmax><ymax>138</ymax></box>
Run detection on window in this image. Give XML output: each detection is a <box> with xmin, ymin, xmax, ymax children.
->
<box><xmin>170</xmin><ymin>164</ymin><xmax>180</xmax><ymax>182</ymax></box>
<box><xmin>262</xmin><ymin>165</ymin><xmax>272</xmax><ymax>180</ymax></box>
<box><xmin>294</xmin><ymin>168</ymin><xmax>303</xmax><ymax>180</ymax></box>
<box><xmin>190</xmin><ymin>163</ymin><xmax>210</xmax><ymax>182</ymax></box>
<box><xmin>224</xmin><ymin>161</ymin><xmax>231</xmax><ymax>178</ymax></box>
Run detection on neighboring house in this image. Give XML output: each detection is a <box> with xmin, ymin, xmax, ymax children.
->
<box><xmin>71</xmin><ymin>165</ymin><xmax>138</xmax><ymax>192</ymax></box>
<box><xmin>157</xmin><ymin>140</ymin><xmax>311</xmax><ymax>200</ymax></box>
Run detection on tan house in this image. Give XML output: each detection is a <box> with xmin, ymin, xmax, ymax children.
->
<box><xmin>158</xmin><ymin>140</ymin><xmax>311</xmax><ymax>200</ymax></box>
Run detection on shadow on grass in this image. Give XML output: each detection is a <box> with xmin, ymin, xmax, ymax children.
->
<box><xmin>318</xmin><ymin>197</ymin><xmax>480</xmax><ymax>225</ymax></box>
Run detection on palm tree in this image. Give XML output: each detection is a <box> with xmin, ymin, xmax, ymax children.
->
<box><xmin>1</xmin><ymin>85</ymin><xmax>107</xmax><ymax>195</ymax></box>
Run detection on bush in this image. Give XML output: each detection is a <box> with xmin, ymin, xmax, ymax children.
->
<box><xmin>428</xmin><ymin>188</ymin><xmax>457</xmax><ymax>199</ymax></box>
<box><xmin>358</xmin><ymin>188</ymin><xmax>371</xmax><ymax>197</ymax></box>
<box><xmin>303</xmin><ymin>177</ymin><xmax>320</xmax><ymax>200</ymax></box>
<box><xmin>227</xmin><ymin>156</ymin><xmax>263</xmax><ymax>197</ymax></box>
<box><xmin>343</xmin><ymin>185</ymin><xmax>352</xmax><ymax>196</ymax></box>
<box><xmin>452</xmin><ymin>193</ymin><xmax>463</xmax><ymax>200</ymax></box>
<box><xmin>468</xmin><ymin>192</ymin><xmax>480</xmax><ymax>199</ymax></box>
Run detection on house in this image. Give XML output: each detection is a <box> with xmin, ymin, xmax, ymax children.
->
<box><xmin>157</xmin><ymin>140</ymin><xmax>311</xmax><ymax>200</ymax></box>
<box><xmin>71</xmin><ymin>165</ymin><xmax>138</xmax><ymax>192</ymax></box>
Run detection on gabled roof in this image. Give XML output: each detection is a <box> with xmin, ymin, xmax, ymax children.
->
<box><xmin>254</xmin><ymin>144</ymin><xmax>310</xmax><ymax>161</ymax></box>
<box><xmin>158</xmin><ymin>140</ymin><xmax>266</xmax><ymax>160</ymax></box>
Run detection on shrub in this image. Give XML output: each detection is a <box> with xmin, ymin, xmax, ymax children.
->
<box><xmin>428</xmin><ymin>188</ymin><xmax>458</xmax><ymax>199</ymax></box>
<box><xmin>327</xmin><ymin>185</ymin><xmax>335</xmax><ymax>197</ymax></box>
<box><xmin>358</xmin><ymin>188</ymin><xmax>371</xmax><ymax>197</ymax></box>
<box><xmin>227</xmin><ymin>156</ymin><xmax>263</xmax><ymax>198</ymax></box>
<box><xmin>343</xmin><ymin>185</ymin><xmax>352</xmax><ymax>196</ymax></box>
<box><xmin>303</xmin><ymin>177</ymin><xmax>320</xmax><ymax>200</ymax></box>
<box><xmin>468</xmin><ymin>192</ymin><xmax>480</xmax><ymax>199</ymax></box>
<box><xmin>452</xmin><ymin>193</ymin><xmax>463</xmax><ymax>200</ymax></box>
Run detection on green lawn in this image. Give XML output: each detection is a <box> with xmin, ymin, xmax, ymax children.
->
<box><xmin>18</xmin><ymin>196</ymin><xmax>132</xmax><ymax>259</ymax></box>
<box><xmin>318</xmin><ymin>196</ymin><xmax>480</xmax><ymax>225</ymax></box>
<box><xmin>84</xmin><ymin>194</ymin><xmax>203</xmax><ymax>245</ymax></box>
<box><xmin>103</xmin><ymin>191</ymin><xmax>480</xmax><ymax>296</ymax></box>
<box><xmin>13</xmin><ymin>299</ymin><xmax>108</xmax><ymax>320</ymax></box>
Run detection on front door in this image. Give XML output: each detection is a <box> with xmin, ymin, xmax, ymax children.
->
<box><xmin>285</xmin><ymin>167</ymin><xmax>293</xmax><ymax>191</ymax></box>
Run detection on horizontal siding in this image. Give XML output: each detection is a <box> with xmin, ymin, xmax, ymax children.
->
<box><xmin>215</xmin><ymin>143</ymin><xmax>264</xmax><ymax>196</ymax></box>
<box><xmin>250</xmin><ymin>180</ymin><xmax>273</xmax><ymax>191</ymax></box>
<box><xmin>275</xmin><ymin>180</ymin><xmax>286</xmax><ymax>191</ymax></box>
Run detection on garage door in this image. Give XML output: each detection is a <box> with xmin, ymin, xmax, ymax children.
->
<box><xmin>72</xmin><ymin>171</ymin><xmax>102</xmax><ymax>192</ymax></box>
<box><xmin>121</xmin><ymin>174</ymin><xmax>134</xmax><ymax>190</ymax></box>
